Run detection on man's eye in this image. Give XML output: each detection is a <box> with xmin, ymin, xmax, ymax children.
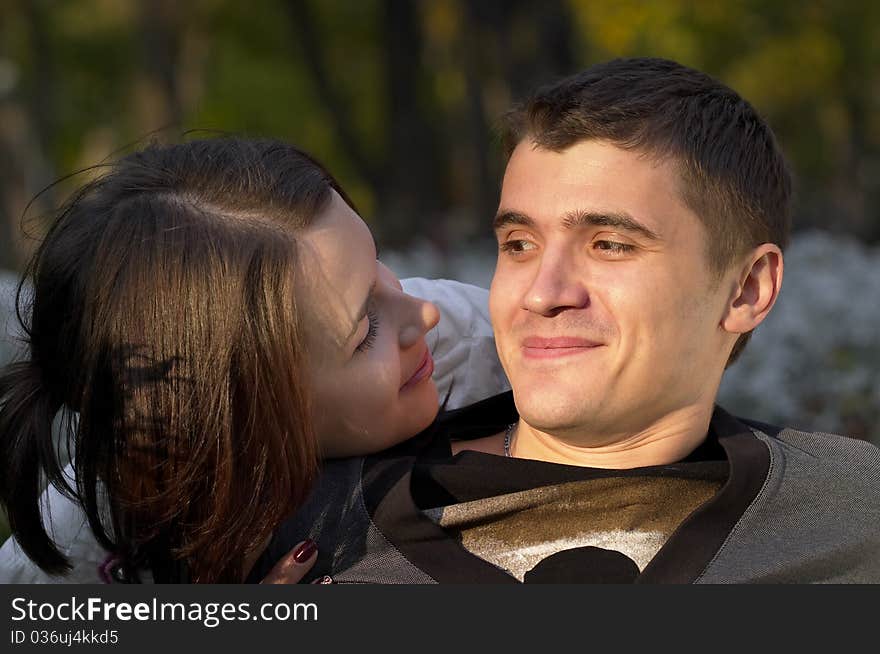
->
<box><xmin>593</xmin><ymin>240</ymin><xmax>635</xmax><ymax>255</ymax></box>
<box><xmin>499</xmin><ymin>239</ymin><xmax>537</xmax><ymax>255</ymax></box>
<box><xmin>355</xmin><ymin>308</ymin><xmax>379</xmax><ymax>353</ymax></box>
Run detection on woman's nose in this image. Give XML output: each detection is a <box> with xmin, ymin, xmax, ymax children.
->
<box><xmin>378</xmin><ymin>261</ymin><xmax>404</xmax><ymax>291</ymax></box>
<box><xmin>399</xmin><ymin>297</ymin><xmax>440</xmax><ymax>349</ymax></box>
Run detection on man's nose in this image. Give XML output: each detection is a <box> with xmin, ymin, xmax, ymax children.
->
<box><xmin>399</xmin><ymin>296</ymin><xmax>440</xmax><ymax>349</ymax></box>
<box><xmin>522</xmin><ymin>252</ymin><xmax>590</xmax><ymax>316</ymax></box>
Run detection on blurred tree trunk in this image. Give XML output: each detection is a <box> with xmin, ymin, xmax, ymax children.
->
<box><xmin>135</xmin><ymin>0</ymin><xmax>184</xmax><ymax>132</ymax></box>
<box><xmin>480</xmin><ymin>0</ymin><xmax>575</xmax><ymax>101</ymax></box>
<box><xmin>378</xmin><ymin>0</ymin><xmax>445</xmax><ymax>248</ymax></box>
<box><xmin>22</xmin><ymin>0</ymin><xmax>57</xmax><ymax>179</ymax></box>
<box><xmin>837</xmin><ymin>5</ymin><xmax>879</xmax><ymax>243</ymax></box>
<box><xmin>284</xmin><ymin>0</ymin><xmax>381</xmax><ymax>191</ymax></box>
<box><xmin>832</xmin><ymin>104</ymin><xmax>871</xmax><ymax>240</ymax></box>
<box><xmin>0</xmin><ymin>0</ymin><xmax>61</xmax><ymax>270</ymax></box>
<box><xmin>837</xmin><ymin>59</ymin><xmax>876</xmax><ymax>242</ymax></box>
<box><xmin>0</xmin><ymin>126</ymin><xmax>20</xmax><ymax>271</ymax></box>
<box><xmin>459</xmin><ymin>0</ymin><xmax>576</xmax><ymax>233</ymax></box>
<box><xmin>286</xmin><ymin>0</ymin><xmax>445</xmax><ymax>248</ymax></box>
<box><xmin>461</xmin><ymin>1</ymin><xmax>499</xmax><ymax>228</ymax></box>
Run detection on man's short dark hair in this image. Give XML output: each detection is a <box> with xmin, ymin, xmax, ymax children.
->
<box><xmin>502</xmin><ymin>57</ymin><xmax>793</xmax><ymax>363</ymax></box>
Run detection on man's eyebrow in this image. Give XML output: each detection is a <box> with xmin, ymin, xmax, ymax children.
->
<box><xmin>562</xmin><ymin>210</ymin><xmax>660</xmax><ymax>241</ymax></box>
<box><xmin>345</xmin><ymin>278</ymin><xmax>377</xmax><ymax>344</ymax></box>
<box><xmin>492</xmin><ymin>211</ymin><xmax>535</xmax><ymax>231</ymax></box>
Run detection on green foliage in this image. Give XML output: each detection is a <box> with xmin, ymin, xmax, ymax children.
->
<box><xmin>1</xmin><ymin>0</ymin><xmax>878</xmax><ymax>270</ymax></box>
<box><xmin>569</xmin><ymin>0</ymin><xmax>880</xmax><ymax>237</ymax></box>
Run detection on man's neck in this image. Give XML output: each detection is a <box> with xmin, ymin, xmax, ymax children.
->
<box><xmin>508</xmin><ymin>404</ymin><xmax>716</xmax><ymax>469</ymax></box>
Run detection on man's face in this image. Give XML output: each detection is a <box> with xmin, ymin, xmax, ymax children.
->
<box><xmin>490</xmin><ymin>139</ymin><xmax>736</xmax><ymax>444</ymax></box>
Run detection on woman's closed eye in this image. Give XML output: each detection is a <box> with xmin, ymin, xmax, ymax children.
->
<box><xmin>355</xmin><ymin>308</ymin><xmax>379</xmax><ymax>353</ymax></box>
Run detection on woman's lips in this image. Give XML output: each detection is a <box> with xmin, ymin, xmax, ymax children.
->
<box><xmin>521</xmin><ymin>336</ymin><xmax>603</xmax><ymax>359</ymax></box>
<box><xmin>401</xmin><ymin>348</ymin><xmax>434</xmax><ymax>391</ymax></box>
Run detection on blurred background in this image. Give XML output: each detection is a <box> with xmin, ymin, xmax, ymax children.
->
<box><xmin>1</xmin><ymin>1</ymin><xmax>879</xmax><ymax>539</ymax></box>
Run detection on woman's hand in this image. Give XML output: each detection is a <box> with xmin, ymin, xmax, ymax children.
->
<box><xmin>260</xmin><ymin>539</ymin><xmax>328</xmax><ymax>584</ymax></box>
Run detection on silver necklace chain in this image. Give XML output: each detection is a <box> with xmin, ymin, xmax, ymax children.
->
<box><xmin>503</xmin><ymin>422</ymin><xmax>516</xmax><ymax>457</ymax></box>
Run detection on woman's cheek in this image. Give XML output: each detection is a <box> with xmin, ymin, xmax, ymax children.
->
<box><xmin>372</xmin><ymin>335</ymin><xmax>401</xmax><ymax>386</ymax></box>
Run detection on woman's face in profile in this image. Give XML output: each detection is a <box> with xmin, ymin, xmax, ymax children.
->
<box><xmin>297</xmin><ymin>191</ymin><xmax>441</xmax><ymax>457</ymax></box>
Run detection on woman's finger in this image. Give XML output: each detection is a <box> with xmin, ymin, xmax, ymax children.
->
<box><xmin>260</xmin><ymin>539</ymin><xmax>317</xmax><ymax>584</ymax></box>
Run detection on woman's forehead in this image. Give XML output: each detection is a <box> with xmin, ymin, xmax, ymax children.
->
<box><xmin>295</xmin><ymin>194</ymin><xmax>377</xmax><ymax>350</ymax></box>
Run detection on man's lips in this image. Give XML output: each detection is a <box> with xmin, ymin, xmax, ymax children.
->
<box><xmin>521</xmin><ymin>336</ymin><xmax>603</xmax><ymax>359</ymax></box>
<box><xmin>401</xmin><ymin>348</ymin><xmax>434</xmax><ymax>391</ymax></box>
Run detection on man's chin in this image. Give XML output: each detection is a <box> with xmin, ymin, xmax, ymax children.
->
<box><xmin>513</xmin><ymin>389</ymin><xmax>602</xmax><ymax>433</ymax></box>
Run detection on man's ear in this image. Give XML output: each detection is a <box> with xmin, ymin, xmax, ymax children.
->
<box><xmin>721</xmin><ymin>243</ymin><xmax>784</xmax><ymax>335</ymax></box>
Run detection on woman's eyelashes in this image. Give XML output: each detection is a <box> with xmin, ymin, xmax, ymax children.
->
<box><xmin>355</xmin><ymin>307</ymin><xmax>379</xmax><ymax>353</ymax></box>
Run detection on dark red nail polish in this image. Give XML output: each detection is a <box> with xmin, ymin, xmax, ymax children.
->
<box><xmin>293</xmin><ymin>539</ymin><xmax>317</xmax><ymax>564</ymax></box>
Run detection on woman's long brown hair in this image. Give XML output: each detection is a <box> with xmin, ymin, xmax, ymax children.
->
<box><xmin>0</xmin><ymin>138</ymin><xmax>353</xmax><ymax>582</ymax></box>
